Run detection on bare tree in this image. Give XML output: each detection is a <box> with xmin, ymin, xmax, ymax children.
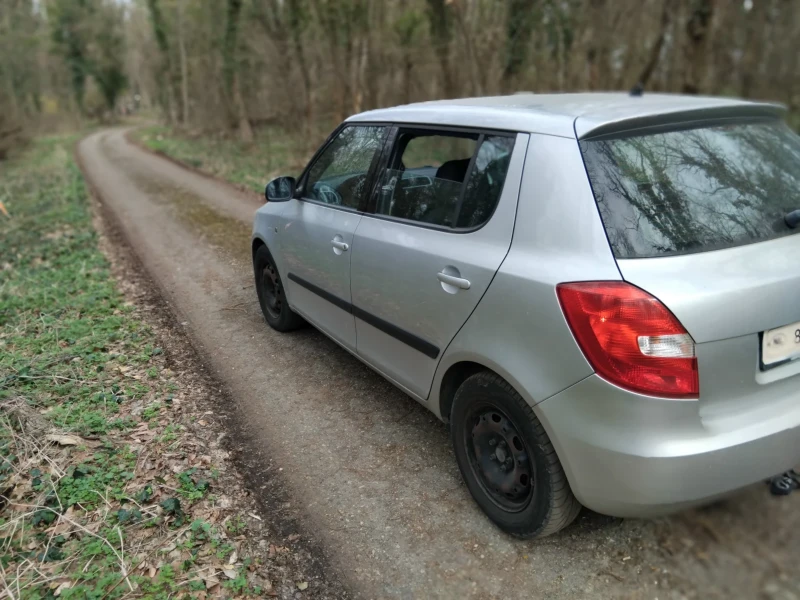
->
<box><xmin>7</xmin><ymin>0</ymin><xmax>800</xmax><ymax>145</ymax></box>
<box><xmin>682</xmin><ymin>0</ymin><xmax>714</xmax><ymax>94</ymax></box>
<box><xmin>636</xmin><ymin>0</ymin><xmax>673</xmax><ymax>89</ymax></box>
<box><xmin>177</xmin><ymin>0</ymin><xmax>189</xmax><ymax>124</ymax></box>
<box><xmin>223</xmin><ymin>0</ymin><xmax>253</xmax><ymax>142</ymax></box>
<box><xmin>425</xmin><ymin>0</ymin><xmax>455</xmax><ymax>98</ymax></box>
<box><xmin>145</xmin><ymin>0</ymin><xmax>178</xmax><ymax>123</ymax></box>
<box><xmin>503</xmin><ymin>0</ymin><xmax>538</xmax><ymax>92</ymax></box>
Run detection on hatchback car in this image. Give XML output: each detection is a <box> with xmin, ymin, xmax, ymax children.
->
<box><xmin>252</xmin><ymin>93</ymin><xmax>800</xmax><ymax>538</ymax></box>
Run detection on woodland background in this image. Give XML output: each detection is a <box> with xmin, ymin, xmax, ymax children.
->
<box><xmin>2</xmin><ymin>0</ymin><xmax>800</xmax><ymax>154</ymax></box>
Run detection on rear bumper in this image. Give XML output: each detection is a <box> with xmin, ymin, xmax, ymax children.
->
<box><xmin>535</xmin><ymin>375</ymin><xmax>800</xmax><ymax>517</ymax></box>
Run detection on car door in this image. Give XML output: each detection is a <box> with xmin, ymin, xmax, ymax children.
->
<box><xmin>350</xmin><ymin>127</ymin><xmax>528</xmax><ymax>398</ymax></box>
<box><xmin>278</xmin><ymin>124</ymin><xmax>386</xmax><ymax>351</ymax></box>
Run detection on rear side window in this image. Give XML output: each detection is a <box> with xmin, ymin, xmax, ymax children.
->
<box><xmin>580</xmin><ymin>121</ymin><xmax>800</xmax><ymax>258</ymax></box>
<box><xmin>374</xmin><ymin>130</ymin><xmax>515</xmax><ymax>229</ymax></box>
<box><xmin>458</xmin><ymin>136</ymin><xmax>515</xmax><ymax>228</ymax></box>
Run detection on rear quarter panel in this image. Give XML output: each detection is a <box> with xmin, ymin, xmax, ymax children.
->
<box><xmin>430</xmin><ymin>134</ymin><xmax>621</xmax><ymax>417</ymax></box>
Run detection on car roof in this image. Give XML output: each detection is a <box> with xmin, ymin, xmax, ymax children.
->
<box><xmin>347</xmin><ymin>93</ymin><xmax>786</xmax><ymax>139</ymax></box>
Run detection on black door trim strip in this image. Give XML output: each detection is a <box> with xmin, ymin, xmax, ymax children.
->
<box><xmin>287</xmin><ymin>272</ymin><xmax>440</xmax><ymax>360</ymax></box>
<box><xmin>287</xmin><ymin>273</ymin><xmax>352</xmax><ymax>314</ymax></box>
<box><xmin>351</xmin><ymin>306</ymin><xmax>440</xmax><ymax>359</ymax></box>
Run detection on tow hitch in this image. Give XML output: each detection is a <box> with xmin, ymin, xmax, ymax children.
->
<box><xmin>768</xmin><ymin>470</ymin><xmax>800</xmax><ymax>495</ymax></box>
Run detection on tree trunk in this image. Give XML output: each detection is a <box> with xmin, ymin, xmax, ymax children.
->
<box><xmin>682</xmin><ymin>0</ymin><xmax>714</xmax><ymax>94</ymax></box>
<box><xmin>403</xmin><ymin>49</ymin><xmax>413</xmax><ymax>104</ymax></box>
<box><xmin>585</xmin><ymin>0</ymin><xmax>610</xmax><ymax>90</ymax></box>
<box><xmin>232</xmin><ymin>71</ymin><xmax>253</xmax><ymax>143</ymax></box>
<box><xmin>739</xmin><ymin>0</ymin><xmax>767</xmax><ymax>98</ymax></box>
<box><xmin>452</xmin><ymin>2</ymin><xmax>483</xmax><ymax>95</ymax></box>
<box><xmin>425</xmin><ymin>0</ymin><xmax>455</xmax><ymax>98</ymax></box>
<box><xmin>145</xmin><ymin>0</ymin><xmax>179</xmax><ymax>123</ymax></box>
<box><xmin>502</xmin><ymin>0</ymin><xmax>538</xmax><ymax>92</ymax></box>
<box><xmin>286</xmin><ymin>0</ymin><xmax>313</xmax><ymax>139</ymax></box>
<box><xmin>636</xmin><ymin>0</ymin><xmax>672</xmax><ymax>89</ymax></box>
<box><xmin>223</xmin><ymin>0</ymin><xmax>253</xmax><ymax>142</ymax></box>
<box><xmin>178</xmin><ymin>0</ymin><xmax>189</xmax><ymax>125</ymax></box>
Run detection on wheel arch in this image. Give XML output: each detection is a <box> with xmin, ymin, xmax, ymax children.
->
<box><xmin>251</xmin><ymin>235</ymin><xmax>267</xmax><ymax>259</ymax></box>
<box><xmin>434</xmin><ymin>353</ymin><xmax>543</xmax><ymax>425</ymax></box>
<box><xmin>437</xmin><ymin>361</ymin><xmax>488</xmax><ymax>423</ymax></box>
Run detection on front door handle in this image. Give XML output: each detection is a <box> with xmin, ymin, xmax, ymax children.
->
<box><xmin>437</xmin><ymin>271</ymin><xmax>470</xmax><ymax>290</ymax></box>
<box><xmin>331</xmin><ymin>240</ymin><xmax>349</xmax><ymax>252</ymax></box>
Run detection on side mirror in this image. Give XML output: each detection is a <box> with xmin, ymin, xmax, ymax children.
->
<box><xmin>265</xmin><ymin>176</ymin><xmax>296</xmax><ymax>202</ymax></box>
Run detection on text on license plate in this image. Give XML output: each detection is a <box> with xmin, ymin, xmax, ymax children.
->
<box><xmin>762</xmin><ymin>321</ymin><xmax>800</xmax><ymax>367</ymax></box>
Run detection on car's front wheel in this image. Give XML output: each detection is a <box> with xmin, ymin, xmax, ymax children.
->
<box><xmin>450</xmin><ymin>371</ymin><xmax>581</xmax><ymax>538</ymax></box>
<box><xmin>253</xmin><ymin>245</ymin><xmax>304</xmax><ymax>332</ymax></box>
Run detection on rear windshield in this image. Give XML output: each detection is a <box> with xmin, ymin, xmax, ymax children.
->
<box><xmin>579</xmin><ymin>120</ymin><xmax>800</xmax><ymax>258</ymax></box>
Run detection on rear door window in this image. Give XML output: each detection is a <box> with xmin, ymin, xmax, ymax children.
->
<box><xmin>579</xmin><ymin>121</ymin><xmax>800</xmax><ymax>258</ymax></box>
<box><xmin>374</xmin><ymin>129</ymin><xmax>514</xmax><ymax>229</ymax></box>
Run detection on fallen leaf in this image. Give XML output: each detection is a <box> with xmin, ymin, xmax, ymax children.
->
<box><xmin>297</xmin><ymin>581</ymin><xmax>308</xmax><ymax>591</ymax></box>
<box><xmin>54</xmin><ymin>581</ymin><xmax>72</xmax><ymax>596</ymax></box>
<box><xmin>45</xmin><ymin>434</ymin><xmax>80</xmax><ymax>446</ymax></box>
<box><xmin>223</xmin><ymin>567</ymin><xmax>237</xmax><ymax>579</ymax></box>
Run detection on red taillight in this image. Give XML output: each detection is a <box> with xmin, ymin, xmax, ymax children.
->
<box><xmin>556</xmin><ymin>281</ymin><xmax>698</xmax><ymax>399</ymax></box>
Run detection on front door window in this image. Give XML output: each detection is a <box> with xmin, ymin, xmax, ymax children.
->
<box><xmin>303</xmin><ymin>125</ymin><xmax>385</xmax><ymax>210</ymax></box>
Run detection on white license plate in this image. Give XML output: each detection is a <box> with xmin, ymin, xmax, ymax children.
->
<box><xmin>762</xmin><ymin>321</ymin><xmax>800</xmax><ymax>367</ymax></box>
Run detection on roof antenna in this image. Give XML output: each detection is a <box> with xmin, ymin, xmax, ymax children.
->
<box><xmin>630</xmin><ymin>82</ymin><xmax>644</xmax><ymax>97</ymax></box>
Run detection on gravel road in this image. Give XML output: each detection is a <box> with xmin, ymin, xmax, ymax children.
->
<box><xmin>77</xmin><ymin>128</ymin><xmax>800</xmax><ymax>600</ymax></box>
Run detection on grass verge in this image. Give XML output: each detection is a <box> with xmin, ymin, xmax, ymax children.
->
<box><xmin>130</xmin><ymin>126</ymin><xmax>312</xmax><ymax>194</ymax></box>
<box><xmin>0</xmin><ymin>136</ymin><xmax>278</xmax><ymax>598</ymax></box>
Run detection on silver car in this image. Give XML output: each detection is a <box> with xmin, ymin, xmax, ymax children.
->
<box><xmin>252</xmin><ymin>93</ymin><xmax>800</xmax><ymax>538</ymax></box>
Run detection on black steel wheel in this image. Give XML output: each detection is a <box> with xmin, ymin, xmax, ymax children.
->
<box><xmin>450</xmin><ymin>371</ymin><xmax>581</xmax><ymax>538</ymax></box>
<box><xmin>260</xmin><ymin>259</ymin><xmax>283</xmax><ymax>321</ymax></box>
<box><xmin>253</xmin><ymin>244</ymin><xmax>304</xmax><ymax>332</ymax></box>
<box><xmin>466</xmin><ymin>405</ymin><xmax>534</xmax><ymax>512</ymax></box>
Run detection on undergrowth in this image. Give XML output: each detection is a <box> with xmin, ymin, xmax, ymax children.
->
<box><xmin>0</xmin><ymin>136</ymin><xmax>266</xmax><ymax>598</ymax></box>
<box><xmin>131</xmin><ymin>126</ymin><xmax>311</xmax><ymax>194</ymax></box>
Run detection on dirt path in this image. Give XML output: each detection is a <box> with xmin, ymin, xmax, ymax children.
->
<box><xmin>77</xmin><ymin>128</ymin><xmax>800</xmax><ymax>600</ymax></box>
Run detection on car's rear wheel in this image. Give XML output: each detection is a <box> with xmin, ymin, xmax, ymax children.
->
<box><xmin>253</xmin><ymin>245</ymin><xmax>304</xmax><ymax>332</ymax></box>
<box><xmin>450</xmin><ymin>371</ymin><xmax>581</xmax><ymax>538</ymax></box>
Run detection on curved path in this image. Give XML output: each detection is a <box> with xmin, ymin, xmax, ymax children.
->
<box><xmin>77</xmin><ymin>128</ymin><xmax>800</xmax><ymax>600</ymax></box>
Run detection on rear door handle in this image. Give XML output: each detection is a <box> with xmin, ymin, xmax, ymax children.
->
<box><xmin>331</xmin><ymin>240</ymin><xmax>349</xmax><ymax>252</ymax></box>
<box><xmin>437</xmin><ymin>271</ymin><xmax>471</xmax><ymax>290</ymax></box>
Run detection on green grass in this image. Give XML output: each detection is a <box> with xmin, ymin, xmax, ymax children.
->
<box><xmin>0</xmin><ymin>135</ymin><xmax>261</xmax><ymax>598</ymax></box>
<box><xmin>132</xmin><ymin>125</ymin><xmax>313</xmax><ymax>193</ymax></box>
<box><xmin>0</xmin><ymin>137</ymin><xmax>149</xmax><ymax>439</ymax></box>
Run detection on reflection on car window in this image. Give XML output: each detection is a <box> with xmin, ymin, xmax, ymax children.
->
<box><xmin>457</xmin><ymin>136</ymin><xmax>515</xmax><ymax>228</ymax></box>
<box><xmin>580</xmin><ymin>121</ymin><xmax>800</xmax><ymax>258</ymax></box>
<box><xmin>375</xmin><ymin>131</ymin><xmax>515</xmax><ymax>229</ymax></box>
<box><xmin>304</xmin><ymin>125</ymin><xmax>384</xmax><ymax>209</ymax></box>
<box><xmin>376</xmin><ymin>132</ymin><xmax>478</xmax><ymax>227</ymax></box>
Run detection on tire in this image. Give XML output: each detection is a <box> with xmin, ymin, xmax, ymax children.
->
<box><xmin>253</xmin><ymin>245</ymin><xmax>304</xmax><ymax>332</ymax></box>
<box><xmin>450</xmin><ymin>371</ymin><xmax>581</xmax><ymax>538</ymax></box>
